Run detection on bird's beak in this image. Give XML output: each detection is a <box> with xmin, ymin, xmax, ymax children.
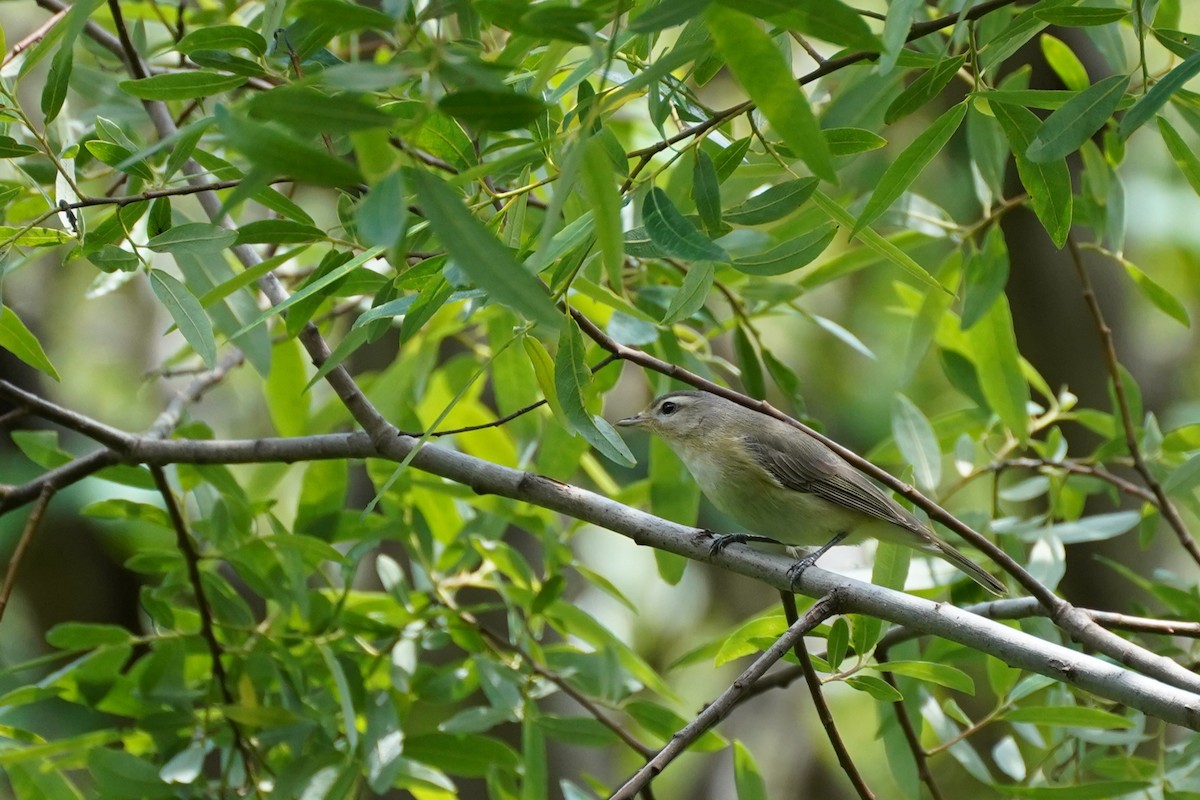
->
<box><xmin>616</xmin><ymin>413</ymin><xmax>644</xmax><ymax>427</ymax></box>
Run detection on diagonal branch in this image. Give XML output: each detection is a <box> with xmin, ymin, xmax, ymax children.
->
<box><xmin>780</xmin><ymin>591</ymin><xmax>874</xmax><ymax>800</ymax></box>
<box><xmin>1066</xmin><ymin>236</ymin><xmax>1200</xmax><ymax>567</ymax></box>
<box><xmin>609</xmin><ymin>592</ymin><xmax>843</xmax><ymax>800</ymax></box>
<box><xmin>0</xmin><ymin>485</ymin><xmax>55</xmax><ymax>623</ymax></box>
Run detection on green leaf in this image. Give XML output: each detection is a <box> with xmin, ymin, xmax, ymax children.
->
<box><xmin>692</xmin><ymin>150</ymin><xmax>722</xmax><ymax>234</ymax></box>
<box><xmin>438</xmin><ymin>90</ymin><xmax>548</xmax><ymax>131</ymax></box>
<box><xmin>247</xmin><ymin>87</ymin><xmax>395</xmax><ymax>132</ymax></box>
<box><xmin>0</xmin><ymin>136</ymin><xmax>37</xmax><ymax>158</ymax></box>
<box><xmin>1120</xmin><ymin>50</ymin><xmax>1200</xmax><ymax>139</ymax></box>
<box><xmin>662</xmin><ymin>261</ymin><xmax>714</xmax><ymax>323</ymax></box>
<box><xmin>991</xmin><ymin>101</ymin><xmax>1072</xmax><ymax>247</ymax></box>
<box><xmin>1005</xmin><ymin>705</ymin><xmax>1134</xmax><ymax>729</ymax></box>
<box><xmin>811</xmin><ymin>191</ymin><xmax>944</xmax><ymax>292</ymax></box>
<box><xmin>119</xmin><ymin>71</ymin><xmax>246</xmax><ymax>101</ymax></box>
<box><xmin>844</xmin><ymin>674</ymin><xmax>903</xmax><ymax>702</ymax></box>
<box><xmin>724</xmin><ymin>178</ymin><xmax>818</xmax><ymax>225</ymax></box>
<box><xmin>871</xmin><ymin>660</ymin><xmax>974</xmax><ymax>694</ymax></box>
<box><xmin>0</xmin><ymin>226</ymin><xmax>73</xmax><ymax>247</ymax></box>
<box><xmin>46</xmin><ymin>622</ymin><xmax>132</xmax><ymax>649</ymax></box>
<box><xmin>825</xmin><ymin>617</ymin><xmax>849</xmax><ymax>668</ymax></box>
<box><xmin>855</xmin><ymin>101</ymin><xmax>967</xmax><ymax>234</ymax></box>
<box><xmin>891</xmin><ymin>394</ymin><xmax>941</xmax><ymax>491</ymax></box>
<box><xmin>41</xmin><ymin>0</ymin><xmax>103</xmax><ymax>122</ymax></box>
<box><xmin>216</xmin><ymin>107</ymin><xmax>363</xmax><ymax>187</ymax></box>
<box><xmin>0</xmin><ymin>305</ymin><xmax>60</xmax><ymax>380</ymax></box>
<box><xmin>732</xmin><ymin>741</ymin><xmax>768</xmax><ymax>800</ymax></box>
<box><xmin>642</xmin><ymin>187</ymin><xmax>728</xmax><ymax>261</ymax></box>
<box><xmin>147</xmin><ymin>222</ymin><xmax>238</xmax><ymax>255</ymax></box>
<box><xmin>84</xmin><ymin>141</ymin><xmax>154</xmax><ymax>180</ymax></box>
<box><xmin>1158</xmin><ymin>116</ymin><xmax>1200</xmax><ymax>198</ymax></box>
<box><xmin>554</xmin><ymin>318</ymin><xmax>635</xmax><ymax>466</ymax></box>
<box><xmin>233</xmin><ymin>219</ymin><xmax>326</xmax><ymax>245</ymax></box>
<box><xmin>1040</xmin><ymin>34</ymin><xmax>1090</xmax><ymax>91</ymax></box>
<box><xmin>176</xmin><ymin>24</ymin><xmax>267</xmax><ymax>55</ymax></box>
<box><xmin>1027</xmin><ymin>74</ymin><xmax>1128</xmax><ymax>162</ymax></box>
<box><xmin>732</xmin><ymin>224</ymin><xmax>837</xmax><ymax>276</ymax></box>
<box><xmin>961</xmin><ymin>224</ymin><xmax>1010</xmax><ymax>329</ymax></box>
<box><xmin>630</xmin><ymin>0</ymin><xmax>711</xmax><ymax>32</ymax></box>
<box><xmin>733</xmin><ymin>324</ymin><xmax>764</xmax><ymax>398</ymax></box>
<box><xmin>1122</xmin><ymin>259</ymin><xmax>1190</xmax><ymax>326</ymax></box>
<box><xmin>1033</xmin><ymin>7</ymin><xmax>1128</xmax><ymax>26</ymax></box>
<box><xmin>885</xmin><ymin>55</ymin><xmax>968</xmax><ymax>124</ymax></box>
<box><xmin>580</xmin><ymin>136</ymin><xmax>624</xmax><ymax>287</ymax></box>
<box><xmin>706</xmin><ymin>6</ymin><xmax>836</xmax><ymax>182</ymax></box>
<box><xmin>962</xmin><ymin>296</ymin><xmax>1030</xmax><ymax>441</ymax></box>
<box><xmin>356</xmin><ymin>169</ymin><xmax>408</xmax><ymax>249</ymax></box>
<box><xmin>149</xmin><ymin>270</ymin><xmax>217</xmax><ymax>367</ymax></box>
<box><xmin>825</xmin><ymin>127</ymin><xmax>887</xmax><ymax>156</ymax></box>
<box><xmin>409</xmin><ymin>169</ymin><xmax>561</xmax><ymax>332</ymax></box>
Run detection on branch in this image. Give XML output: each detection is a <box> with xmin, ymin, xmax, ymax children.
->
<box><xmin>781</xmin><ymin>592</ymin><xmax>874</xmax><ymax>800</ymax></box>
<box><xmin>609</xmin><ymin>592</ymin><xmax>842</xmax><ymax>800</ymax></box>
<box><xmin>1</xmin><ymin>411</ymin><xmax>1200</xmax><ymax>726</ymax></box>
<box><xmin>876</xmin><ymin>655</ymin><xmax>946</xmax><ymax>800</ymax></box>
<box><xmin>567</xmin><ymin>308</ymin><xmax>1200</xmax><ymax>697</ymax></box>
<box><xmin>1066</xmin><ymin>236</ymin><xmax>1200</xmax><ymax>567</ymax></box>
<box><xmin>150</xmin><ymin>466</ymin><xmax>259</xmax><ymax>782</ymax></box>
<box><xmin>0</xmin><ymin>485</ymin><xmax>55</xmax><ymax>622</ymax></box>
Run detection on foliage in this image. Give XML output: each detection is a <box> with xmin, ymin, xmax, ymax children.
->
<box><xmin>0</xmin><ymin>0</ymin><xmax>1200</xmax><ymax>798</ymax></box>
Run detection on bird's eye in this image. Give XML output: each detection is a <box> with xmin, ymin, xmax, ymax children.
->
<box><xmin>660</xmin><ymin>401</ymin><xmax>677</xmax><ymax>415</ymax></box>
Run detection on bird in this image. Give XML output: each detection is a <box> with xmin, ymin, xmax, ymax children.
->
<box><xmin>616</xmin><ymin>390</ymin><xmax>1006</xmax><ymax>596</ymax></box>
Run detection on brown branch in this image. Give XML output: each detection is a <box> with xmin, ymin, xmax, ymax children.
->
<box><xmin>150</xmin><ymin>466</ymin><xmax>259</xmax><ymax>783</ymax></box>
<box><xmin>781</xmin><ymin>591</ymin><xmax>874</xmax><ymax>800</ymax></box>
<box><xmin>0</xmin><ymin>485</ymin><xmax>55</xmax><ymax>622</ymax></box>
<box><xmin>2</xmin><ymin>7</ymin><xmax>66</xmax><ymax>68</ymax></box>
<box><xmin>1000</xmin><ymin>457</ymin><xmax>1157</xmax><ymax>505</ymax></box>
<box><xmin>876</xmin><ymin>647</ymin><xmax>945</xmax><ymax>800</ymax></box>
<box><xmin>1066</xmin><ymin>236</ymin><xmax>1200</xmax><ymax>567</ymax></box>
<box><xmin>609</xmin><ymin>592</ymin><xmax>843</xmax><ymax>800</ymax></box>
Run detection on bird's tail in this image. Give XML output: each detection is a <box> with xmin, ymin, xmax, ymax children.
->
<box><xmin>929</xmin><ymin>539</ymin><xmax>1007</xmax><ymax>596</ymax></box>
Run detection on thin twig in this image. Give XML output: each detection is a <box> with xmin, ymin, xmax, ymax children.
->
<box><xmin>609</xmin><ymin>592</ymin><xmax>842</xmax><ymax>800</ymax></box>
<box><xmin>1000</xmin><ymin>457</ymin><xmax>1156</xmax><ymax>504</ymax></box>
<box><xmin>1</xmin><ymin>8</ymin><xmax>66</xmax><ymax>68</ymax></box>
<box><xmin>0</xmin><ymin>485</ymin><xmax>55</xmax><ymax>622</ymax></box>
<box><xmin>150</xmin><ymin>466</ymin><xmax>259</xmax><ymax>784</ymax></box>
<box><xmin>781</xmin><ymin>591</ymin><xmax>874</xmax><ymax>800</ymax></box>
<box><xmin>1066</xmin><ymin>236</ymin><xmax>1200</xmax><ymax>567</ymax></box>
<box><xmin>876</xmin><ymin>646</ymin><xmax>945</xmax><ymax>800</ymax></box>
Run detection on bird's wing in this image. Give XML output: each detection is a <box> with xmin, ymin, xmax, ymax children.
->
<box><xmin>741</xmin><ymin>427</ymin><xmax>925</xmax><ymax>533</ymax></box>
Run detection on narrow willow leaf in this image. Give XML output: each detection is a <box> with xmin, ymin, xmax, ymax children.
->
<box><xmin>176</xmin><ymin>24</ymin><xmax>268</xmax><ymax>55</ymax></box>
<box><xmin>1122</xmin><ymin>259</ymin><xmax>1190</xmax><ymax>326</ymax></box>
<box><xmin>356</xmin><ymin>170</ymin><xmax>407</xmax><ymax>249</ymax></box>
<box><xmin>642</xmin><ymin>187</ymin><xmax>728</xmax><ymax>261</ymax></box>
<box><xmin>580</xmin><ymin>136</ymin><xmax>624</xmax><ymax>287</ymax></box>
<box><xmin>879</xmin><ymin>0</ymin><xmax>922</xmax><ymax>73</ymax></box>
<box><xmin>961</xmin><ymin>225</ymin><xmax>1009</xmax><ymax>330</ymax></box>
<box><xmin>1004</xmin><ymin>706</ymin><xmax>1134</xmax><ymax>729</ymax></box>
<box><xmin>630</xmin><ymin>0</ymin><xmax>711</xmax><ymax>33</ymax></box>
<box><xmin>692</xmin><ymin>151</ymin><xmax>722</xmax><ymax>234</ymax></box>
<box><xmin>1027</xmin><ymin>74</ymin><xmax>1128</xmax><ymax>162</ymax></box>
<box><xmin>724</xmin><ymin>178</ymin><xmax>818</xmax><ymax>225</ymax></box>
<box><xmin>855</xmin><ymin>102</ymin><xmax>967</xmax><ymax>234</ymax></box>
<box><xmin>554</xmin><ymin>319</ymin><xmax>635</xmax><ymax>466</ymax></box>
<box><xmin>825</xmin><ymin>127</ymin><xmax>887</xmax><ymax>156</ymax></box>
<box><xmin>732</xmin><ymin>224</ymin><xmax>836</xmax><ymax>276</ymax></box>
<box><xmin>662</xmin><ymin>261</ymin><xmax>714</xmax><ymax>323</ymax></box>
<box><xmin>962</xmin><ymin>296</ymin><xmax>1030</xmax><ymax>441</ymax></box>
<box><xmin>438</xmin><ymin>90</ymin><xmax>548</xmax><ymax>131</ymax></box>
<box><xmin>706</xmin><ymin>6</ymin><xmax>836</xmax><ymax>182</ymax></box>
<box><xmin>0</xmin><ymin>305</ymin><xmax>60</xmax><ymax>380</ymax></box>
<box><xmin>1040</xmin><ymin>34</ymin><xmax>1090</xmax><ymax>91</ymax></box>
<box><xmin>149</xmin><ymin>270</ymin><xmax>217</xmax><ymax>367</ymax></box>
<box><xmin>41</xmin><ymin>0</ymin><xmax>103</xmax><ymax>122</ymax></box>
<box><xmin>1157</xmin><ymin>116</ymin><xmax>1200</xmax><ymax>198</ymax></box>
<box><xmin>732</xmin><ymin>742</ymin><xmax>768</xmax><ymax>800</ymax></box>
<box><xmin>872</xmin><ymin>661</ymin><xmax>975</xmax><ymax>695</ymax></box>
<box><xmin>891</xmin><ymin>394</ymin><xmax>941</xmax><ymax>491</ymax></box>
<box><xmin>120</xmin><ymin>71</ymin><xmax>246</xmax><ymax>101</ymax></box>
<box><xmin>1033</xmin><ymin>7</ymin><xmax>1128</xmax><ymax>26</ymax></box>
<box><xmin>1120</xmin><ymin>50</ymin><xmax>1200</xmax><ymax>139</ymax></box>
<box><xmin>147</xmin><ymin>223</ymin><xmax>238</xmax><ymax>255</ymax></box>
<box><xmin>812</xmin><ymin>191</ymin><xmax>944</xmax><ymax>292</ymax></box>
<box><xmin>991</xmin><ymin>102</ymin><xmax>1072</xmax><ymax>248</ymax></box>
<box><xmin>885</xmin><ymin>55</ymin><xmax>968</xmax><ymax>124</ymax></box>
<box><xmin>410</xmin><ymin>169</ymin><xmax>561</xmax><ymax>332</ymax></box>
<box><xmin>733</xmin><ymin>324</ymin><xmax>764</xmax><ymax>398</ymax></box>
<box><xmin>216</xmin><ymin>107</ymin><xmax>363</xmax><ymax>187</ymax></box>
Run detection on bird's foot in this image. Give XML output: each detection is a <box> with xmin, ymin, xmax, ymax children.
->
<box><xmin>785</xmin><ymin>532</ymin><xmax>848</xmax><ymax>589</ymax></box>
<box><xmin>707</xmin><ymin>531</ymin><xmax>785</xmax><ymax>556</ymax></box>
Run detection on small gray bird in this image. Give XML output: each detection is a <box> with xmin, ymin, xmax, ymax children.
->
<box><xmin>617</xmin><ymin>390</ymin><xmax>1005</xmax><ymax>596</ymax></box>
